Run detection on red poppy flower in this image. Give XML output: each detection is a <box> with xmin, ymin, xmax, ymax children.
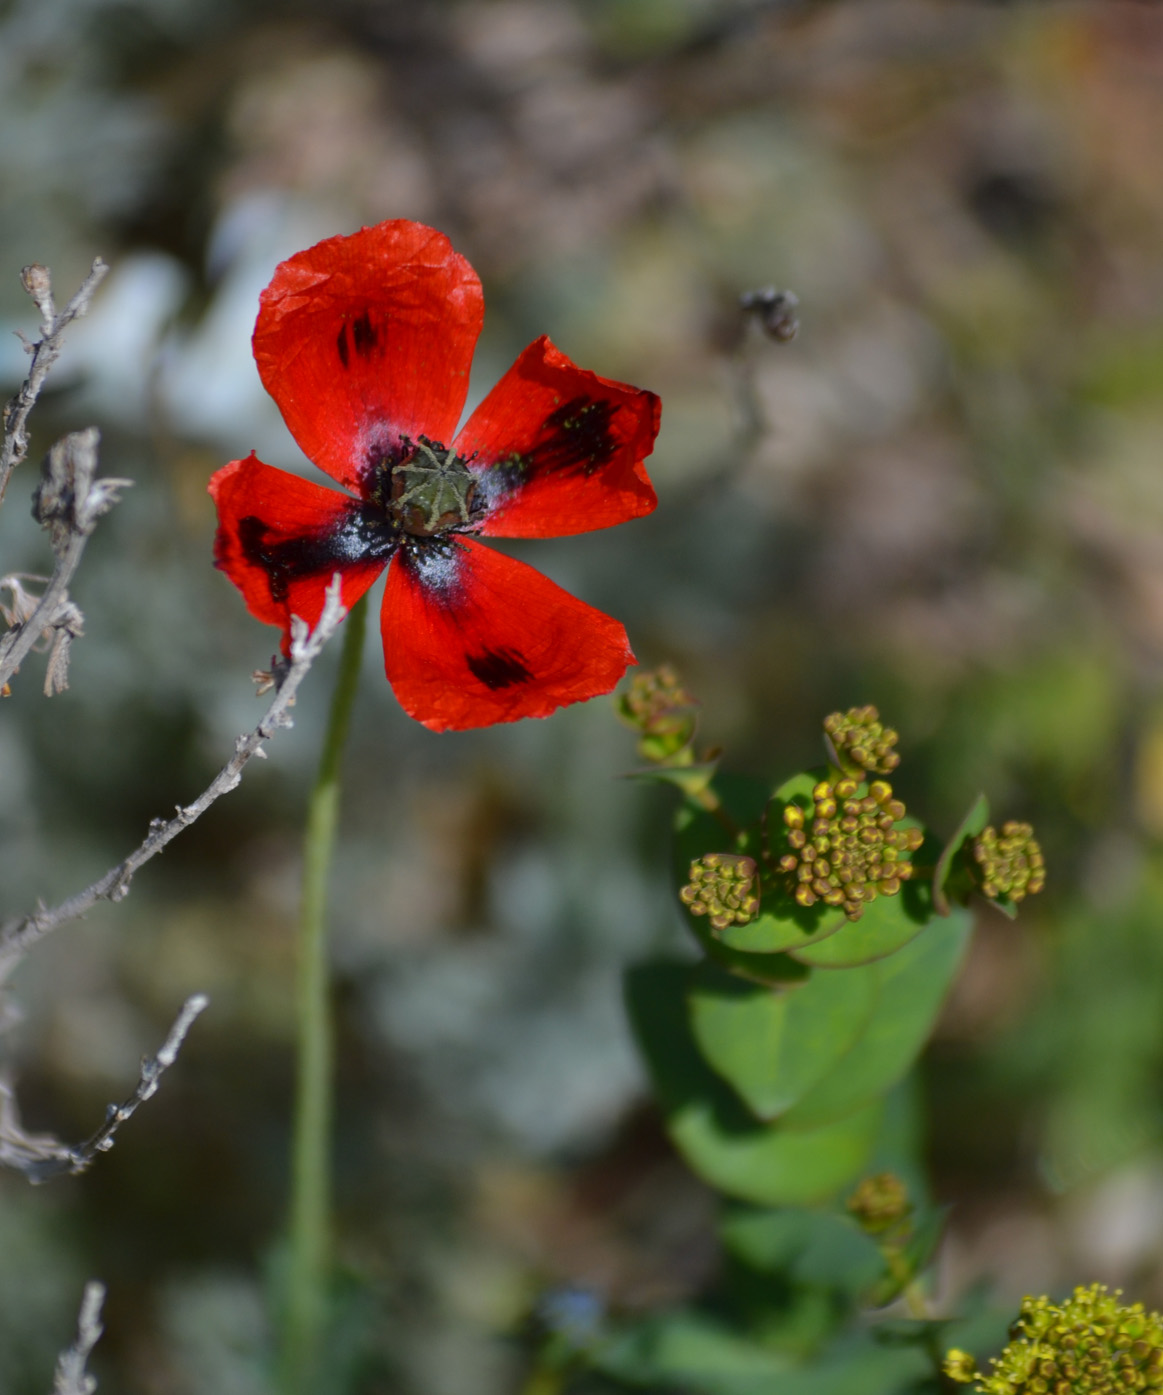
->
<box><xmin>209</xmin><ymin>220</ymin><xmax>660</xmax><ymax>732</ymax></box>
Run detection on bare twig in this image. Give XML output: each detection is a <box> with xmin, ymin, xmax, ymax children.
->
<box><xmin>0</xmin><ymin>578</ymin><xmax>348</xmax><ymax>966</ymax></box>
<box><xmin>52</xmin><ymin>1281</ymin><xmax>106</xmax><ymax>1395</ymax></box>
<box><xmin>0</xmin><ymin>429</ymin><xmax>132</xmax><ymax>695</ymax></box>
<box><xmin>0</xmin><ymin>258</ymin><xmax>108</xmax><ymax>507</ymax></box>
<box><xmin>0</xmin><ymin>994</ymin><xmax>209</xmax><ymax>1181</ymax></box>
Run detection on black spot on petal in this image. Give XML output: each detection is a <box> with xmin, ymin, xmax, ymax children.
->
<box><xmin>467</xmin><ymin>647</ymin><xmax>532</xmax><ymax>690</ymax></box>
<box><xmin>538</xmin><ymin>397</ymin><xmax>617</xmax><ymax>476</ymax></box>
<box><xmin>482</xmin><ymin>397</ymin><xmax>621</xmax><ymax>499</ymax></box>
<box><xmin>337</xmin><ymin>325</ymin><xmax>350</xmax><ymax>369</ymax></box>
<box><xmin>352</xmin><ymin>310</ymin><xmax>380</xmax><ymax>358</ymax></box>
<box><xmin>234</xmin><ymin>505</ymin><xmax>399</xmax><ymax>604</ymax></box>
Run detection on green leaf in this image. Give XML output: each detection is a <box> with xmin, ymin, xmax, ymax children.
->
<box><xmin>627</xmin><ymin>757</ymin><xmax>721</xmax><ymax>800</ymax></box>
<box><xmin>719</xmin><ymin>1205</ymin><xmax>886</xmax><ymax>1298</ymax></box>
<box><xmin>597</xmin><ymin>1319</ymin><xmax>931</xmax><ymax>1395</ymax></box>
<box><xmin>688</xmin><ymin>961</ymin><xmax>877</xmax><ymax>1120</ymax></box>
<box><xmin>719</xmin><ymin>905</ymin><xmax>846</xmax><ymax>955</ymax></box>
<box><xmin>764</xmin><ymin>1341</ymin><xmax>931</xmax><ymax>1395</ymax></box>
<box><xmin>679</xmin><ymin>770</ymin><xmax>772</xmax><ymax>833</ymax></box>
<box><xmin>778</xmin><ymin>911</ymin><xmax>973</xmax><ymax>1130</ymax></box>
<box><xmin>932</xmin><ymin>793</ymin><xmax>990</xmax><ymax>916</ymax></box>
<box><xmin>787</xmin><ymin>821</ymin><xmax>939</xmax><ymax>968</ymax></box>
<box><xmin>684</xmin><ymin>907</ymin><xmax>813</xmax><ymax>987</ymax></box>
<box><xmin>626</xmin><ymin>962</ymin><xmax>881</xmax><ymax>1204</ymax></box>
<box><xmin>593</xmin><ymin>1311</ymin><xmax>793</xmax><ymax>1393</ymax></box>
<box><xmin>987</xmin><ymin>890</ymin><xmax>1021</xmax><ymax>920</ymax></box>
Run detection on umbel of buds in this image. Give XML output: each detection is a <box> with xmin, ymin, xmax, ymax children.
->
<box><xmin>846</xmin><ymin>1172</ymin><xmax>912</xmax><ymax>1236</ymax></box>
<box><xmin>680</xmin><ymin>854</ymin><xmax>760</xmax><ymax>932</ymax></box>
<box><xmin>824</xmin><ymin>705</ymin><xmax>901</xmax><ymax>777</ymax></box>
<box><xmin>778</xmin><ymin>777</ymin><xmax>922</xmax><ymax>921</ymax></box>
<box><xmin>945</xmin><ymin>1284</ymin><xmax>1163</xmax><ymax>1395</ymax></box>
<box><xmin>616</xmin><ymin>665</ymin><xmax>699</xmax><ymax>763</ymax></box>
<box><xmin>973</xmin><ymin>822</ymin><xmax>1046</xmax><ymax>903</ymax></box>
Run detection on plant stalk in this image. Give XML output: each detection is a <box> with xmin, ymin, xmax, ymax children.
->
<box><xmin>281</xmin><ymin>592</ymin><xmax>367</xmax><ymax>1393</ymax></box>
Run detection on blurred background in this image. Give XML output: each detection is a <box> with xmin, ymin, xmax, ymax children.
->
<box><xmin>2</xmin><ymin>0</ymin><xmax>1163</xmax><ymax>1390</ymax></box>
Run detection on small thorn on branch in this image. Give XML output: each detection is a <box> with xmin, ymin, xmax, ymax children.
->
<box><xmin>0</xmin><ymin>994</ymin><xmax>209</xmax><ymax>1183</ymax></box>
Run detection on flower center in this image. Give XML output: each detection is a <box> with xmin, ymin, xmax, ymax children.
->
<box><xmin>389</xmin><ymin>437</ymin><xmax>476</xmax><ymax>537</ymax></box>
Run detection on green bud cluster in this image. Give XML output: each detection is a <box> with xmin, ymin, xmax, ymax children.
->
<box><xmin>973</xmin><ymin>821</ymin><xmax>1046</xmax><ymax>903</ymax></box>
<box><xmin>680</xmin><ymin>854</ymin><xmax>760</xmax><ymax>932</ymax></box>
<box><xmin>823</xmin><ymin>705</ymin><xmax>901</xmax><ymax>776</ymax></box>
<box><xmin>777</xmin><ymin>777</ymin><xmax>922</xmax><ymax>921</ymax></box>
<box><xmin>945</xmin><ymin>1285</ymin><xmax>1163</xmax><ymax>1395</ymax></box>
<box><xmin>846</xmin><ymin>1172</ymin><xmax>912</xmax><ymax>1235</ymax></box>
<box><xmin>945</xmin><ymin>1351</ymin><xmax>980</xmax><ymax>1384</ymax></box>
<box><xmin>616</xmin><ymin>665</ymin><xmax>698</xmax><ymax>763</ymax></box>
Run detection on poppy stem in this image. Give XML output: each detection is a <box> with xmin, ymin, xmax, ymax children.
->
<box><xmin>281</xmin><ymin>591</ymin><xmax>367</xmax><ymax>1393</ymax></box>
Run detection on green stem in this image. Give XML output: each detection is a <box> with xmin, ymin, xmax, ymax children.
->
<box><xmin>883</xmin><ymin>1244</ymin><xmax>931</xmax><ymax>1320</ymax></box>
<box><xmin>281</xmin><ymin>593</ymin><xmax>367</xmax><ymax>1394</ymax></box>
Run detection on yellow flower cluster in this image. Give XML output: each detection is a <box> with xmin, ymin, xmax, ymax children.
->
<box><xmin>846</xmin><ymin>1172</ymin><xmax>912</xmax><ymax>1235</ymax></box>
<box><xmin>680</xmin><ymin>853</ymin><xmax>760</xmax><ymax>932</ymax></box>
<box><xmin>945</xmin><ymin>1285</ymin><xmax>1163</xmax><ymax>1395</ymax></box>
<box><xmin>778</xmin><ymin>777</ymin><xmax>922</xmax><ymax>921</ymax></box>
<box><xmin>973</xmin><ymin>821</ymin><xmax>1046</xmax><ymax>903</ymax></box>
<box><xmin>823</xmin><ymin>705</ymin><xmax>901</xmax><ymax>776</ymax></box>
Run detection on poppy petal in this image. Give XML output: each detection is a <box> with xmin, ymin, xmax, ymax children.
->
<box><xmin>210</xmin><ymin>454</ymin><xmax>394</xmax><ymax>651</ymax></box>
<box><xmin>456</xmin><ymin>335</ymin><xmax>660</xmax><ymax>539</ymax></box>
<box><xmin>381</xmin><ymin>536</ymin><xmax>635</xmax><ymax>731</ymax></box>
<box><xmin>254</xmin><ymin>220</ymin><xmax>484</xmax><ymax>495</ymax></box>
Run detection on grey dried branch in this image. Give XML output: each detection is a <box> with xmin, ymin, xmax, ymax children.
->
<box><xmin>52</xmin><ymin>1281</ymin><xmax>105</xmax><ymax>1395</ymax></box>
<box><xmin>0</xmin><ymin>429</ymin><xmax>131</xmax><ymax>695</ymax></box>
<box><xmin>0</xmin><ymin>578</ymin><xmax>348</xmax><ymax>967</ymax></box>
<box><xmin>0</xmin><ymin>258</ymin><xmax>108</xmax><ymax>506</ymax></box>
<box><xmin>0</xmin><ymin>994</ymin><xmax>209</xmax><ymax>1181</ymax></box>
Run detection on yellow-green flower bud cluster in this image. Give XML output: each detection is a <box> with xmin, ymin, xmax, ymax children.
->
<box><xmin>945</xmin><ymin>1350</ymin><xmax>980</xmax><ymax>1384</ymax></box>
<box><xmin>846</xmin><ymin>1172</ymin><xmax>912</xmax><ymax>1235</ymax></box>
<box><xmin>616</xmin><ymin>665</ymin><xmax>698</xmax><ymax>763</ymax></box>
<box><xmin>947</xmin><ymin>1284</ymin><xmax>1163</xmax><ymax>1395</ymax></box>
<box><xmin>778</xmin><ymin>777</ymin><xmax>922</xmax><ymax>921</ymax></box>
<box><xmin>973</xmin><ymin>821</ymin><xmax>1046</xmax><ymax>903</ymax></box>
<box><xmin>680</xmin><ymin>854</ymin><xmax>760</xmax><ymax>932</ymax></box>
<box><xmin>823</xmin><ymin>705</ymin><xmax>901</xmax><ymax>776</ymax></box>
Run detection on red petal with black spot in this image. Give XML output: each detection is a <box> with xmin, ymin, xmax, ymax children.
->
<box><xmin>457</xmin><ymin>336</ymin><xmax>659</xmax><ymax>539</ymax></box>
<box><xmin>381</xmin><ymin>537</ymin><xmax>635</xmax><ymax>732</ymax></box>
<box><xmin>210</xmin><ymin>219</ymin><xmax>659</xmax><ymax>730</ymax></box>
<box><xmin>254</xmin><ymin>222</ymin><xmax>483</xmax><ymax>494</ymax></box>
<box><xmin>210</xmin><ymin>454</ymin><xmax>390</xmax><ymax>649</ymax></box>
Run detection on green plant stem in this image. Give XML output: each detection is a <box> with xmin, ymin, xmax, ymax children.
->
<box><xmin>884</xmin><ymin>1246</ymin><xmax>931</xmax><ymax>1319</ymax></box>
<box><xmin>281</xmin><ymin>593</ymin><xmax>367</xmax><ymax>1394</ymax></box>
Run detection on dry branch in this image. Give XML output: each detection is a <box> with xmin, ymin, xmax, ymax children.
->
<box><xmin>0</xmin><ymin>994</ymin><xmax>209</xmax><ymax>1181</ymax></box>
<box><xmin>51</xmin><ymin>1281</ymin><xmax>106</xmax><ymax>1395</ymax></box>
<box><xmin>0</xmin><ymin>259</ymin><xmax>108</xmax><ymax>506</ymax></box>
<box><xmin>0</xmin><ymin>428</ymin><xmax>132</xmax><ymax>694</ymax></box>
<box><xmin>0</xmin><ymin>578</ymin><xmax>348</xmax><ymax>968</ymax></box>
